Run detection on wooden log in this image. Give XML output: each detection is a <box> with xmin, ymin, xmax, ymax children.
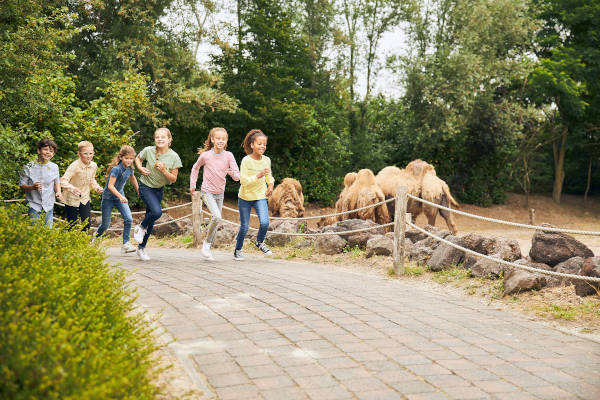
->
<box><xmin>393</xmin><ymin>186</ymin><xmax>408</xmax><ymax>275</ymax></box>
<box><xmin>192</xmin><ymin>192</ymin><xmax>203</xmax><ymax>247</ymax></box>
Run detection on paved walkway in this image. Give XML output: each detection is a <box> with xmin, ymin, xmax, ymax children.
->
<box><xmin>107</xmin><ymin>248</ymin><xmax>600</xmax><ymax>400</ymax></box>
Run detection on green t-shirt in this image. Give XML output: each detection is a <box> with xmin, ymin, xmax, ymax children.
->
<box><xmin>138</xmin><ymin>146</ymin><xmax>183</xmax><ymax>188</ymax></box>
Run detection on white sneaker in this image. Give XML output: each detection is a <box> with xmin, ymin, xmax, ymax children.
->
<box><xmin>201</xmin><ymin>242</ymin><xmax>215</xmax><ymax>261</ymax></box>
<box><xmin>121</xmin><ymin>241</ymin><xmax>137</xmax><ymax>254</ymax></box>
<box><xmin>137</xmin><ymin>247</ymin><xmax>150</xmax><ymax>261</ymax></box>
<box><xmin>133</xmin><ymin>224</ymin><xmax>146</xmax><ymax>243</ymax></box>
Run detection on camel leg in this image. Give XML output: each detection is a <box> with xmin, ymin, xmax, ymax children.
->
<box><xmin>424</xmin><ymin>204</ymin><xmax>438</xmax><ymax>227</ymax></box>
<box><xmin>439</xmin><ymin>194</ymin><xmax>458</xmax><ymax>235</ymax></box>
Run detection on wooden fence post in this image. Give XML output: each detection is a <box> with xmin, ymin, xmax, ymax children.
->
<box><xmin>529</xmin><ymin>208</ymin><xmax>536</xmax><ymax>225</ymax></box>
<box><xmin>192</xmin><ymin>192</ymin><xmax>203</xmax><ymax>248</ymax></box>
<box><xmin>393</xmin><ymin>186</ymin><xmax>408</xmax><ymax>275</ymax></box>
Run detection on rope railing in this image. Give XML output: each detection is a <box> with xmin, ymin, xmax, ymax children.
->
<box><xmin>407</xmin><ymin>221</ymin><xmax>600</xmax><ymax>283</ymax></box>
<box><xmin>1</xmin><ymin>198</ymin><xmax>25</xmax><ymax>203</ymax></box>
<box><xmin>406</xmin><ymin>193</ymin><xmax>600</xmax><ymax>236</ymax></box>
<box><xmin>219</xmin><ymin>217</ymin><xmax>393</xmax><ymax>236</ymax></box>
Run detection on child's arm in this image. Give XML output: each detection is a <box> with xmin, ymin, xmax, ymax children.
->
<box><xmin>54</xmin><ymin>182</ymin><xmax>64</xmax><ymax>202</ymax></box>
<box><xmin>129</xmin><ymin>174</ymin><xmax>139</xmax><ymax>196</ymax></box>
<box><xmin>189</xmin><ymin>155</ymin><xmax>205</xmax><ymax>195</ymax></box>
<box><xmin>60</xmin><ymin>162</ymin><xmax>81</xmax><ymax>196</ymax></box>
<box><xmin>91</xmin><ymin>166</ymin><xmax>103</xmax><ymax>194</ymax></box>
<box><xmin>135</xmin><ymin>155</ymin><xmax>150</xmax><ymax>176</ymax></box>
<box><xmin>239</xmin><ymin>159</ymin><xmax>267</xmax><ymax>186</ymax></box>
<box><xmin>265</xmin><ymin>160</ymin><xmax>274</xmax><ymax>197</ymax></box>
<box><xmin>108</xmin><ymin>176</ymin><xmax>127</xmax><ymax>203</ymax></box>
<box><xmin>19</xmin><ymin>166</ymin><xmax>40</xmax><ymax>192</ymax></box>
<box><xmin>156</xmin><ymin>166</ymin><xmax>178</xmax><ymax>184</ymax></box>
<box><xmin>227</xmin><ymin>154</ymin><xmax>241</xmax><ymax>182</ymax></box>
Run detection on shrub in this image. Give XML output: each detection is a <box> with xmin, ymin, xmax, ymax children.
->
<box><xmin>0</xmin><ymin>206</ymin><xmax>159</xmax><ymax>399</ymax></box>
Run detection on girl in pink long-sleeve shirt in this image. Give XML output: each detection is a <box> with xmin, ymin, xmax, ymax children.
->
<box><xmin>190</xmin><ymin>127</ymin><xmax>240</xmax><ymax>260</ymax></box>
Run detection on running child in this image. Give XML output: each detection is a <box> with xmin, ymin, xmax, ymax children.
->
<box><xmin>133</xmin><ymin>127</ymin><xmax>182</xmax><ymax>261</ymax></box>
<box><xmin>95</xmin><ymin>145</ymin><xmax>139</xmax><ymax>254</ymax></box>
<box><xmin>190</xmin><ymin>127</ymin><xmax>240</xmax><ymax>260</ymax></box>
<box><xmin>60</xmin><ymin>141</ymin><xmax>103</xmax><ymax>231</ymax></box>
<box><xmin>234</xmin><ymin>129</ymin><xmax>274</xmax><ymax>261</ymax></box>
<box><xmin>19</xmin><ymin>138</ymin><xmax>64</xmax><ymax>227</ymax></box>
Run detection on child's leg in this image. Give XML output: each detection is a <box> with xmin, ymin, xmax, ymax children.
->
<box><xmin>235</xmin><ymin>198</ymin><xmax>252</xmax><ymax>250</ymax></box>
<box><xmin>202</xmin><ymin>192</ymin><xmax>224</xmax><ymax>245</ymax></box>
<box><xmin>65</xmin><ymin>205</ymin><xmax>78</xmax><ymax>229</ymax></box>
<box><xmin>254</xmin><ymin>199</ymin><xmax>270</xmax><ymax>243</ymax></box>
<box><xmin>138</xmin><ymin>184</ymin><xmax>164</xmax><ymax>248</ymax></box>
<box><xmin>80</xmin><ymin>202</ymin><xmax>92</xmax><ymax>232</ymax></box>
<box><xmin>115</xmin><ymin>201</ymin><xmax>133</xmax><ymax>244</ymax></box>
<box><xmin>96</xmin><ymin>198</ymin><xmax>115</xmax><ymax>237</ymax></box>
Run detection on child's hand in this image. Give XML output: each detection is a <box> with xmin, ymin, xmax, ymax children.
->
<box><xmin>155</xmin><ymin>161</ymin><xmax>166</xmax><ymax>173</ymax></box>
<box><xmin>72</xmin><ymin>188</ymin><xmax>82</xmax><ymax>196</ymax></box>
<box><xmin>96</xmin><ymin>187</ymin><xmax>103</xmax><ymax>194</ymax></box>
<box><xmin>33</xmin><ymin>181</ymin><xmax>42</xmax><ymax>191</ymax></box>
<box><xmin>190</xmin><ymin>188</ymin><xmax>196</xmax><ymax>195</ymax></box>
<box><xmin>266</xmin><ymin>184</ymin><xmax>274</xmax><ymax>198</ymax></box>
<box><xmin>257</xmin><ymin>168</ymin><xmax>271</xmax><ymax>178</ymax></box>
<box><xmin>119</xmin><ymin>196</ymin><xmax>128</xmax><ymax>204</ymax></box>
<box><xmin>56</xmin><ymin>192</ymin><xmax>64</xmax><ymax>202</ymax></box>
<box><xmin>225</xmin><ymin>168</ymin><xmax>233</xmax><ymax>177</ymax></box>
<box><xmin>139</xmin><ymin>167</ymin><xmax>151</xmax><ymax>176</ymax></box>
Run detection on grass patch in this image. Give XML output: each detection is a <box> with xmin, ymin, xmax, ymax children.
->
<box><xmin>432</xmin><ymin>267</ymin><xmax>470</xmax><ymax>284</ymax></box>
<box><xmin>179</xmin><ymin>235</ymin><xmax>193</xmax><ymax>245</ymax></box>
<box><xmin>529</xmin><ymin>301</ymin><xmax>600</xmax><ymax>321</ymax></box>
<box><xmin>404</xmin><ymin>265</ymin><xmax>425</xmax><ymax>277</ymax></box>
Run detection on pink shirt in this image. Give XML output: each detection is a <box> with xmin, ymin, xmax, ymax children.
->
<box><xmin>190</xmin><ymin>149</ymin><xmax>240</xmax><ymax>194</ymax></box>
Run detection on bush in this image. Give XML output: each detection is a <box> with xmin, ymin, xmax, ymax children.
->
<box><xmin>0</xmin><ymin>206</ymin><xmax>159</xmax><ymax>399</ymax></box>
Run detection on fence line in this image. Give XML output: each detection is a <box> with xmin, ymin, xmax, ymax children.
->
<box><xmin>407</xmin><ymin>193</ymin><xmax>600</xmax><ymax>236</ymax></box>
<box><xmin>406</xmin><ymin>221</ymin><xmax>600</xmax><ymax>283</ymax></box>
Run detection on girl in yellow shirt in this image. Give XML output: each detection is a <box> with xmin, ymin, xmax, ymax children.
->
<box><xmin>234</xmin><ymin>129</ymin><xmax>274</xmax><ymax>260</ymax></box>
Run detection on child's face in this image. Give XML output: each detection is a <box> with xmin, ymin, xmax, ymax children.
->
<box><xmin>155</xmin><ymin>131</ymin><xmax>171</xmax><ymax>149</ymax></box>
<box><xmin>78</xmin><ymin>146</ymin><xmax>94</xmax><ymax>165</ymax></box>
<box><xmin>37</xmin><ymin>146</ymin><xmax>55</xmax><ymax>163</ymax></box>
<box><xmin>212</xmin><ymin>131</ymin><xmax>228</xmax><ymax>152</ymax></box>
<box><xmin>121</xmin><ymin>154</ymin><xmax>135</xmax><ymax>168</ymax></box>
<box><xmin>251</xmin><ymin>136</ymin><xmax>267</xmax><ymax>156</ymax></box>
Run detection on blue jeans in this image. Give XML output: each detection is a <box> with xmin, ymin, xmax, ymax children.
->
<box><xmin>28</xmin><ymin>207</ymin><xmax>54</xmax><ymax>228</ymax></box>
<box><xmin>138</xmin><ymin>182</ymin><xmax>164</xmax><ymax>248</ymax></box>
<box><xmin>96</xmin><ymin>197</ymin><xmax>133</xmax><ymax>244</ymax></box>
<box><xmin>235</xmin><ymin>198</ymin><xmax>269</xmax><ymax>250</ymax></box>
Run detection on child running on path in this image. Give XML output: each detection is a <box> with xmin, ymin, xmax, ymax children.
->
<box><xmin>95</xmin><ymin>145</ymin><xmax>139</xmax><ymax>254</ymax></box>
<box><xmin>19</xmin><ymin>138</ymin><xmax>64</xmax><ymax>227</ymax></box>
<box><xmin>60</xmin><ymin>141</ymin><xmax>103</xmax><ymax>231</ymax></box>
<box><xmin>190</xmin><ymin>127</ymin><xmax>240</xmax><ymax>260</ymax></box>
<box><xmin>234</xmin><ymin>129</ymin><xmax>274</xmax><ymax>261</ymax></box>
<box><xmin>134</xmin><ymin>127</ymin><xmax>182</xmax><ymax>261</ymax></box>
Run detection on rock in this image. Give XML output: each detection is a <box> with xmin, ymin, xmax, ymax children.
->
<box><xmin>323</xmin><ymin>218</ymin><xmax>385</xmax><ymax>237</ymax></box>
<box><xmin>554</xmin><ymin>257</ymin><xmax>585</xmax><ymax>286</ymax></box>
<box><xmin>346</xmin><ymin>231</ymin><xmax>374</xmax><ymax>248</ymax></box>
<box><xmin>426</xmin><ymin>235</ymin><xmax>465</xmax><ymax>272</ymax></box>
<box><xmin>574</xmin><ymin>257</ymin><xmax>600</xmax><ymax>297</ymax></box>
<box><xmin>152</xmin><ymin>214</ymin><xmax>192</xmax><ymax>237</ymax></box>
<box><xmin>461</xmin><ymin>233</ymin><xmax>491</xmax><ymax>254</ymax></box>
<box><xmin>293</xmin><ymin>239</ymin><xmax>313</xmax><ymax>249</ymax></box>
<box><xmin>463</xmin><ymin>236</ymin><xmax>522</xmax><ymax>277</ymax></box>
<box><xmin>266</xmin><ymin>220</ymin><xmax>303</xmax><ymax>247</ymax></box>
<box><xmin>471</xmin><ymin>258</ymin><xmax>506</xmax><ymax>278</ymax></box>
<box><xmin>212</xmin><ymin>224</ymin><xmax>238</xmax><ymax>248</ymax></box>
<box><xmin>365</xmin><ymin>235</ymin><xmax>394</xmax><ymax>257</ymax></box>
<box><xmin>315</xmin><ymin>234</ymin><xmax>347</xmax><ymax>255</ymax></box>
<box><xmin>409</xmin><ymin>245</ymin><xmax>434</xmax><ymax>265</ymax></box>
<box><xmin>405</xmin><ymin>229</ymin><xmax>427</xmax><ymax>243</ymax></box>
<box><xmin>503</xmin><ymin>261</ymin><xmax>549</xmax><ymax>295</ymax></box>
<box><xmin>529</xmin><ymin>224</ymin><xmax>594</xmax><ymax>267</ymax></box>
<box><xmin>487</xmin><ymin>237</ymin><xmax>522</xmax><ymax>261</ymax></box>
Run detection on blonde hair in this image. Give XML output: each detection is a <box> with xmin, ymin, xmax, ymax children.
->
<box><xmin>198</xmin><ymin>127</ymin><xmax>228</xmax><ymax>155</ymax></box>
<box><xmin>78</xmin><ymin>141</ymin><xmax>94</xmax><ymax>151</ymax></box>
<box><xmin>105</xmin><ymin>145</ymin><xmax>136</xmax><ymax>179</ymax></box>
<box><xmin>242</xmin><ymin>129</ymin><xmax>267</xmax><ymax>155</ymax></box>
<box><xmin>154</xmin><ymin>127</ymin><xmax>172</xmax><ymax>161</ymax></box>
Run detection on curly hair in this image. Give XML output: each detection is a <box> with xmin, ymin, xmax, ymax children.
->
<box><xmin>242</xmin><ymin>129</ymin><xmax>267</xmax><ymax>155</ymax></box>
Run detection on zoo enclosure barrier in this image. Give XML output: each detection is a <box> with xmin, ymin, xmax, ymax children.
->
<box><xmin>4</xmin><ymin>193</ymin><xmax>600</xmax><ymax>282</ymax></box>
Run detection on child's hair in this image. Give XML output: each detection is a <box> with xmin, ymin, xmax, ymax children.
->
<box><xmin>78</xmin><ymin>141</ymin><xmax>94</xmax><ymax>151</ymax></box>
<box><xmin>37</xmin><ymin>138</ymin><xmax>57</xmax><ymax>152</ymax></box>
<box><xmin>154</xmin><ymin>127</ymin><xmax>172</xmax><ymax>161</ymax></box>
<box><xmin>242</xmin><ymin>129</ymin><xmax>267</xmax><ymax>155</ymax></box>
<box><xmin>198</xmin><ymin>127</ymin><xmax>228</xmax><ymax>155</ymax></box>
<box><xmin>105</xmin><ymin>145</ymin><xmax>136</xmax><ymax>179</ymax></box>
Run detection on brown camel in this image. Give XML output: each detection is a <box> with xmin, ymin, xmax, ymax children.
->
<box><xmin>317</xmin><ymin>172</ymin><xmax>357</xmax><ymax>227</ymax></box>
<box><xmin>268</xmin><ymin>178</ymin><xmax>305</xmax><ymax>218</ymax></box>
<box><xmin>342</xmin><ymin>169</ymin><xmax>390</xmax><ymax>225</ymax></box>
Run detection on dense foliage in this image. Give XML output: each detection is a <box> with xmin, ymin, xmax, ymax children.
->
<box><xmin>1</xmin><ymin>0</ymin><xmax>599</xmax><ymax>205</ymax></box>
<box><xmin>0</xmin><ymin>206</ymin><xmax>159</xmax><ymax>399</ymax></box>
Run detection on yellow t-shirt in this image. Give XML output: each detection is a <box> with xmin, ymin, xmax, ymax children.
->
<box><xmin>238</xmin><ymin>155</ymin><xmax>274</xmax><ymax>201</ymax></box>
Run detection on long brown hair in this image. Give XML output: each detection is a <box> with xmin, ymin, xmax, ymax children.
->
<box><xmin>242</xmin><ymin>129</ymin><xmax>267</xmax><ymax>155</ymax></box>
<box><xmin>198</xmin><ymin>127</ymin><xmax>228</xmax><ymax>155</ymax></box>
<box><xmin>106</xmin><ymin>145</ymin><xmax>136</xmax><ymax>179</ymax></box>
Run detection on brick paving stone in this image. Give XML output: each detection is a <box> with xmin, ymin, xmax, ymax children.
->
<box><xmin>502</xmin><ymin>372</ymin><xmax>549</xmax><ymax>388</ymax></box>
<box><xmin>261</xmin><ymin>386</ymin><xmax>309</xmax><ymax>400</ymax></box>
<box><xmin>375</xmin><ymin>369</ymin><xmax>416</xmax><ymax>383</ymax></box>
<box><xmin>443</xmin><ymin>385</ymin><xmax>491</xmax><ymax>399</ymax></box>
<box><xmin>294</xmin><ymin>374</ymin><xmax>339</xmax><ymax>389</ymax></box>
<box><xmin>347</xmin><ymin>351</ymin><xmax>388</xmax><ymax>362</ymax></box>
<box><xmin>363</xmin><ymin>360</ymin><xmax>401</xmax><ymax>372</ymax></box>
<box><xmin>453</xmin><ymin>368</ymin><xmax>500</xmax><ymax>382</ymax></box>
<box><xmin>215</xmin><ymin>383</ymin><xmax>260</xmax><ymax>400</ymax></box>
<box><xmin>285</xmin><ymin>364</ymin><xmax>323</xmax><ymax>378</ymax></box>
<box><xmin>198</xmin><ymin>360</ymin><xmax>241</xmax><ymax>376</ymax></box>
<box><xmin>472</xmin><ymin>379</ymin><xmax>520</xmax><ymax>393</ymax></box>
<box><xmin>405</xmin><ymin>392</ymin><xmax>452</xmax><ymax>400</ymax></box>
<box><xmin>207</xmin><ymin>371</ymin><xmax>250</xmax><ymax>388</ymax></box>
<box><xmin>317</xmin><ymin>357</ymin><xmax>360</xmax><ymax>370</ymax></box>
<box><xmin>556</xmin><ymin>381</ymin><xmax>600</xmax><ymax>399</ymax></box>
<box><xmin>235</xmin><ymin>353</ymin><xmax>274</xmax><ymax>367</ymax></box>
<box><xmin>339</xmin><ymin>377</ymin><xmax>389</xmax><ymax>392</ymax></box>
<box><xmin>389</xmin><ymin>379</ymin><xmax>438</xmax><ymax>394</ymax></box>
<box><xmin>424</xmin><ymin>374</ymin><xmax>472</xmax><ymax>388</ymax></box>
<box><xmin>531</xmin><ymin>369</ymin><xmax>579</xmax><ymax>383</ymax></box>
<box><xmin>354</xmin><ymin>388</ymin><xmax>405</xmax><ymax>400</ymax></box>
<box><xmin>329</xmin><ymin>367</ymin><xmax>372</xmax><ymax>380</ymax></box>
<box><xmin>242</xmin><ymin>363</ymin><xmax>285</xmax><ymax>379</ymax></box>
<box><xmin>254</xmin><ymin>375</ymin><xmax>296</xmax><ymax>390</ymax></box>
<box><xmin>407</xmin><ymin>363</ymin><xmax>452</xmax><ymax>376</ymax></box>
<box><xmin>305</xmin><ymin>386</ymin><xmax>354</xmax><ymax>400</ymax></box>
<box><xmin>526</xmin><ymin>385</ymin><xmax>575</xmax><ymax>399</ymax></box>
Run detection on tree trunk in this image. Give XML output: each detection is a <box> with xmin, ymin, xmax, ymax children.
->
<box><xmin>552</xmin><ymin>126</ymin><xmax>568</xmax><ymax>204</ymax></box>
<box><xmin>584</xmin><ymin>157</ymin><xmax>592</xmax><ymax>204</ymax></box>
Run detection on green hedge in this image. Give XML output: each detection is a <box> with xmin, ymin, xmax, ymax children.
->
<box><xmin>0</xmin><ymin>206</ymin><xmax>159</xmax><ymax>399</ymax></box>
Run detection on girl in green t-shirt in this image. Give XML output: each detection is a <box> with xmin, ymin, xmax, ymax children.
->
<box><xmin>133</xmin><ymin>127</ymin><xmax>183</xmax><ymax>261</ymax></box>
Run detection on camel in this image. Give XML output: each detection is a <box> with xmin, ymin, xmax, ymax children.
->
<box><xmin>420</xmin><ymin>170</ymin><xmax>460</xmax><ymax>235</ymax></box>
<box><xmin>268</xmin><ymin>178</ymin><xmax>305</xmax><ymax>218</ymax></box>
<box><xmin>342</xmin><ymin>169</ymin><xmax>390</xmax><ymax>225</ymax></box>
<box><xmin>317</xmin><ymin>172</ymin><xmax>357</xmax><ymax>227</ymax></box>
<box><xmin>375</xmin><ymin>166</ymin><xmax>422</xmax><ymax>221</ymax></box>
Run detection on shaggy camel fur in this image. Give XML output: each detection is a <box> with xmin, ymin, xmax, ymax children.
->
<box><xmin>420</xmin><ymin>171</ymin><xmax>460</xmax><ymax>234</ymax></box>
<box><xmin>341</xmin><ymin>169</ymin><xmax>390</xmax><ymax>225</ymax></box>
<box><xmin>375</xmin><ymin>166</ymin><xmax>422</xmax><ymax>221</ymax></box>
<box><xmin>317</xmin><ymin>172</ymin><xmax>357</xmax><ymax>227</ymax></box>
<box><xmin>268</xmin><ymin>178</ymin><xmax>305</xmax><ymax>218</ymax></box>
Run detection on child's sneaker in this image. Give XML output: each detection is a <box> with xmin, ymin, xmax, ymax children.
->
<box><xmin>133</xmin><ymin>224</ymin><xmax>146</xmax><ymax>243</ymax></box>
<box><xmin>256</xmin><ymin>241</ymin><xmax>273</xmax><ymax>256</ymax></box>
<box><xmin>233</xmin><ymin>249</ymin><xmax>244</xmax><ymax>261</ymax></box>
<box><xmin>121</xmin><ymin>241</ymin><xmax>137</xmax><ymax>254</ymax></box>
<box><xmin>201</xmin><ymin>241</ymin><xmax>215</xmax><ymax>261</ymax></box>
<box><xmin>137</xmin><ymin>247</ymin><xmax>150</xmax><ymax>261</ymax></box>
